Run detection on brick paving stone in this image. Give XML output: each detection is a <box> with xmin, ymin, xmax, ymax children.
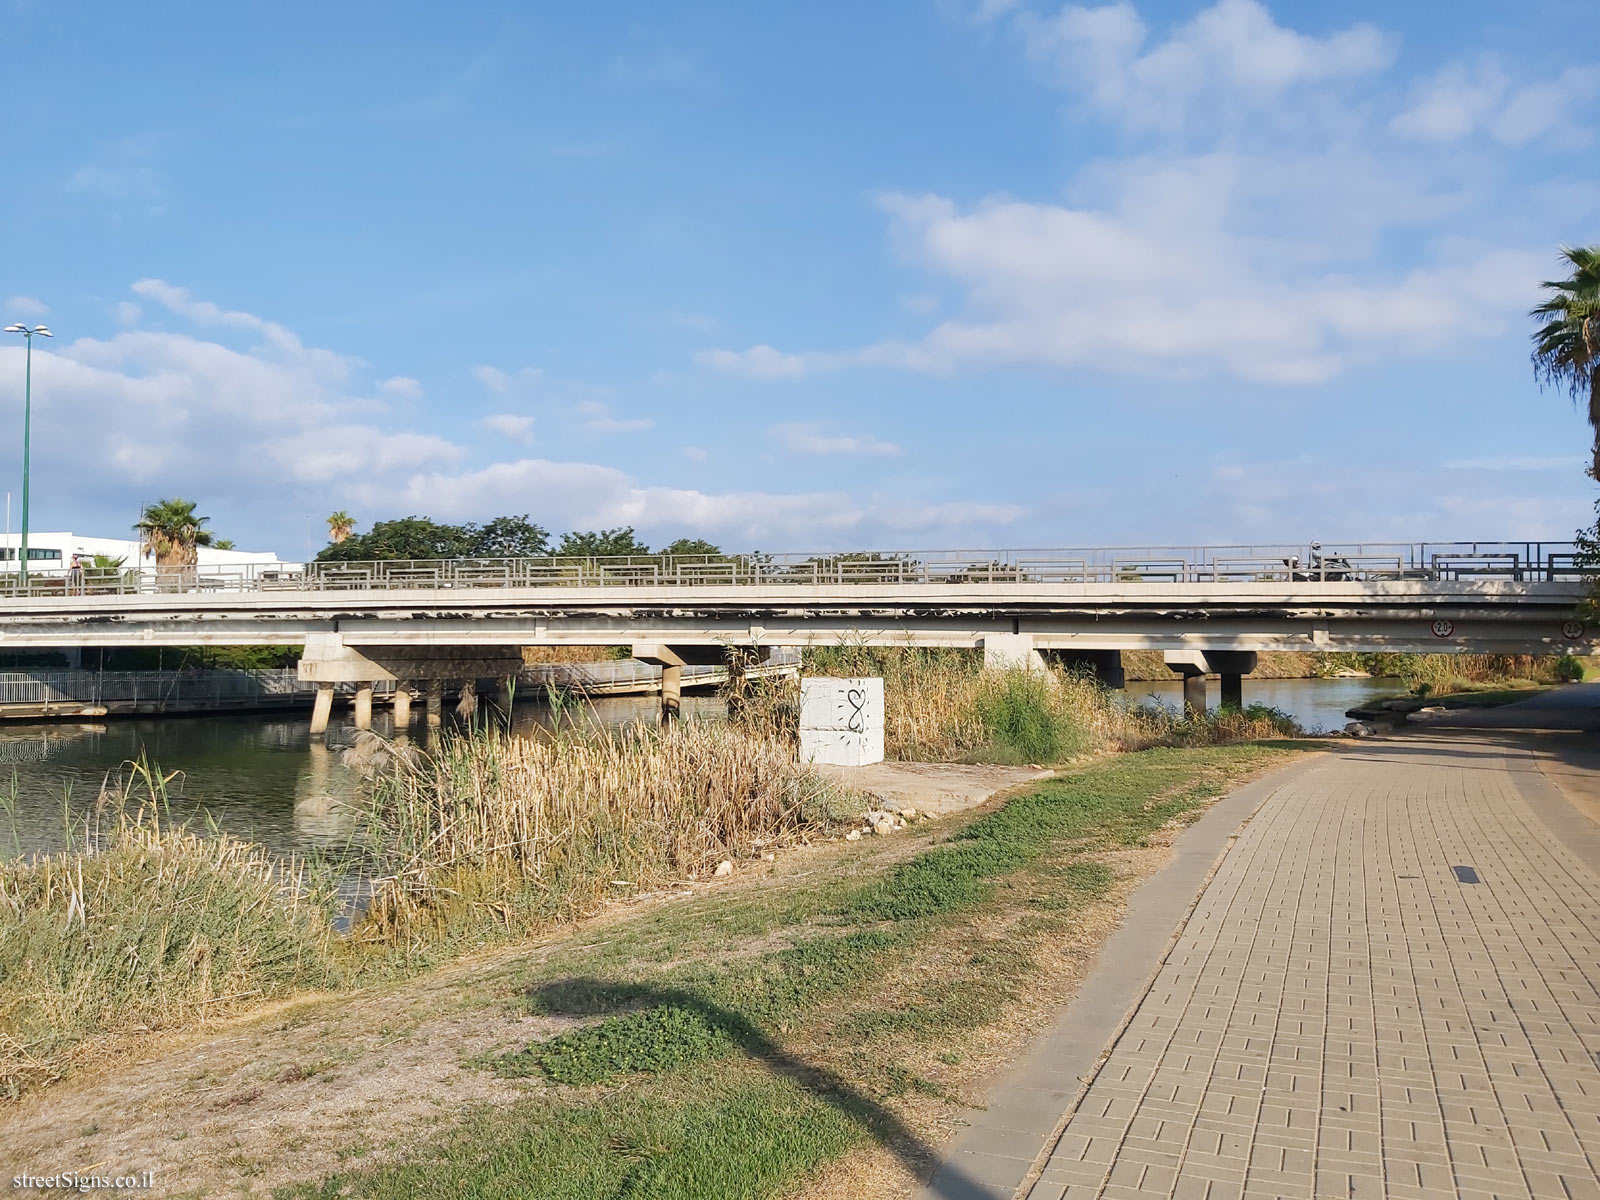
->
<box><xmin>998</xmin><ymin>733</ymin><xmax>1600</xmax><ymax>1199</ymax></box>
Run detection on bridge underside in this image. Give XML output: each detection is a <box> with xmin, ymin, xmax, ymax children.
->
<box><xmin>0</xmin><ymin>581</ymin><xmax>1587</xmax><ymax>657</ymax></box>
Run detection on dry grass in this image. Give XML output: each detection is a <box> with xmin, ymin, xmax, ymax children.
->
<box><xmin>737</xmin><ymin>647</ymin><xmax>1303</xmax><ymax>763</ymax></box>
<box><xmin>355</xmin><ymin>723</ymin><xmax>858</xmax><ymax>944</ymax></box>
<box><xmin>0</xmin><ymin>773</ymin><xmax>338</xmax><ymax>1097</ymax></box>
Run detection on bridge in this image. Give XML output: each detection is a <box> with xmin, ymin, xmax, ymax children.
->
<box><xmin>0</xmin><ymin>540</ymin><xmax>1589</xmax><ymax>724</ymax></box>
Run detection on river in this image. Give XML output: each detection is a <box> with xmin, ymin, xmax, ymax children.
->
<box><xmin>0</xmin><ymin>678</ymin><xmax>1392</xmax><ymax>860</ymax></box>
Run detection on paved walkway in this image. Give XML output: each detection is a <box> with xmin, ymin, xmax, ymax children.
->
<box><xmin>923</xmin><ymin>686</ymin><xmax>1600</xmax><ymax>1200</ymax></box>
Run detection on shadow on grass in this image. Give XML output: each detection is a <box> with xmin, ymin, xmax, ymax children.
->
<box><xmin>525</xmin><ymin>977</ymin><xmax>1004</xmax><ymax>1200</ymax></box>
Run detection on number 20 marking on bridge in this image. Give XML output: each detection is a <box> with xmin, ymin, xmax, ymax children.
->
<box><xmin>1430</xmin><ymin>619</ymin><xmax>1455</xmax><ymax>639</ymax></box>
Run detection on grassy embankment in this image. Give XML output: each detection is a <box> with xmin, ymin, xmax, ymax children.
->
<box><xmin>0</xmin><ymin>651</ymin><xmax>1304</xmax><ymax>1100</ymax></box>
<box><xmin>269</xmin><ymin>739</ymin><xmax>1312</xmax><ymax>1200</ymax></box>
<box><xmin>0</xmin><ymin>726</ymin><xmax>856</xmax><ymax>1097</ymax></box>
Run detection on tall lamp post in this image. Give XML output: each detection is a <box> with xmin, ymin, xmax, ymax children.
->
<box><xmin>4</xmin><ymin>323</ymin><xmax>52</xmax><ymax>587</ymax></box>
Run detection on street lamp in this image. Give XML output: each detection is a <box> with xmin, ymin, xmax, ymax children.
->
<box><xmin>4</xmin><ymin>323</ymin><xmax>52</xmax><ymax>587</ymax></box>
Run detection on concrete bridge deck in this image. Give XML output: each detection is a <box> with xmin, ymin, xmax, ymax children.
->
<box><xmin>923</xmin><ymin>687</ymin><xmax>1600</xmax><ymax>1200</ymax></box>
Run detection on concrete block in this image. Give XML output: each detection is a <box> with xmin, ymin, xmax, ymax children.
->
<box><xmin>799</xmin><ymin>676</ymin><xmax>884</xmax><ymax>765</ymax></box>
<box><xmin>800</xmin><ymin>727</ymin><xmax>885</xmax><ymax>766</ymax></box>
<box><xmin>799</xmin><ymin>676</ymin><xmax>883</xmax><ymax>732</ymax></box>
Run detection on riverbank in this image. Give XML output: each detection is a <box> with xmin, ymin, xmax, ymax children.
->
<box><xmin>1119</xmin><ymin>649</ymin><xmax>1588</xmax><ymax>683</ymax></box>
<box><xmin>0</xmin><ymin>741</ymin><xmax>1315</xmax><ymax>1197</ymax></box>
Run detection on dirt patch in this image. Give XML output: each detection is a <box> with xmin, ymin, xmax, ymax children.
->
<box><xmin>813</xmin><ymin>761</ymin><xmax>1053</xmax><ymax>818</ymax></box>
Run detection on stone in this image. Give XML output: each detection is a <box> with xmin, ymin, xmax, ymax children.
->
<box><xmin>845</xmin><ymin>830</ymin><xmax>862</xmax><ymax>841</ymax></box>
<box><xmin>1344</xmin><ymin>721</ymin><xmax>1375</xmax><ymax>737</ymax></box>
<box><xmin>898</xmin><ymin>806</ymin><xmax>917</xmax><ymax>819</ymax></box>
<box><xmin>712</xmin><ymin>859</ymin><xmax>733</xmax><ymax>877</ymax></box>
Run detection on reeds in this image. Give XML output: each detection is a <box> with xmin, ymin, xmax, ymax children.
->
<box><xmin>745</xmin><ymin>647</ymin><xmax>1305</xmax><ymax>762</ymax></box>
<box><xmin>355</xmin><ymin>722</ymin><xmax>855</xmax><ymax>942</ymax></box>
<box><xmin>0</xmin><ymin>765</ymin><xmax>338</xmax><ymax>1097</ymax></box>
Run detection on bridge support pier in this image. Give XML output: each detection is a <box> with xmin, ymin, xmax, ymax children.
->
<box><xmin>982</xmin><ymin>633</ymin><xmax>1046</xmax><ymax>673</ymax></box>
<box><xmin>632</xmin><ymin>644</ymin><xmax>685</xmax><ymax>724</ymax></box>
<box><xmin>1053</xmin><ymin>649</ymin><xmax>1125</xmax><ymax>689</ymax></box>
<box><xmin>309</xmin><ymin>683</ymin><xmax>334</xmax><ymax>735</ymax></box>
<box><xmin>1221</xmin><ymin>673</ymin><xmax>1244</xmax><ymax>710</ymax></box>
<box><xmin>393</xmin><ymin>686</ymin><xmax>411</xmax><ymax>727</ymax></box>
<box><xmin>353</xmin><ymin>684</ymin><xmax>373</xmax><ymax>731</ymax></box>
<box><xmin>426</xmin><ymin>680</ymin><xmax>443</xmax><ymax>730</ymax></box>
<box><xmin>1164</xmin><ymin>651</ymin><xmax>1257</xmax><ymax>717</ymax></box>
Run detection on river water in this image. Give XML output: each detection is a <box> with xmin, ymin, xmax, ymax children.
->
<box><xmin>0</xmin><ymin>679</ymin><xmax>1391</xmax><ymax>860</ymax></box>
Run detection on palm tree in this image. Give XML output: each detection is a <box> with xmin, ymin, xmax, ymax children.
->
<box><xmin>1532</xmin><ymin>245</ymin><xmax>1600</xmax><ymax>476</ymax></box>
<box><xmin>136</xmin><ymin>498</ymin><xmax>215</xmax><ymax>577</ymax></box>
<box><xmin>327</xmin><ymin>510</ymin><xmax>355</xmax><ymax>544</ymax></box>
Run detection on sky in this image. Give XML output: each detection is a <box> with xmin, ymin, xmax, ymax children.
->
<box><xmin>1</xmin><ymin>0</ymin><xmax>1597</xmax><ymax>558</ymax></box>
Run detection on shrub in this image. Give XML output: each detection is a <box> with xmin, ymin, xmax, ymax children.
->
<box><xmin>1555</xmin><ymin>654</ymin><xmax>1586</xmax><ymax>683</ymax></box>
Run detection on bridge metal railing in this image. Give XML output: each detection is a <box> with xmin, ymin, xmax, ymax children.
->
<box><xmin>0</xmin><ymin>541</ymin><xmax>1591</xmax><ymax>598</ymax></box>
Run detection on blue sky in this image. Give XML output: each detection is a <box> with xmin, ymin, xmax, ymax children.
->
<box><xmin>2</xmin><ymin>0</ymin><xmax>1597</xmax><ymax>557</ymax></box>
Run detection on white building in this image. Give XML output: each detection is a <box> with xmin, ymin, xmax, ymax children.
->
<box><xmin>0</xmin><ymin>531</ymin><xmax>299</xmax><ymax>579</ymax></box>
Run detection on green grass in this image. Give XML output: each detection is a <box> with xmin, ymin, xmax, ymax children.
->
<box><xmin>279</xmin><ymin>741</ymin><xmax>1312</xmax><ymax>1200</ymax></box>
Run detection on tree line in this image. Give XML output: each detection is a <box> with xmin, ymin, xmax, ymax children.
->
<box><xmin>316</xmin><ymin>514</ymin><xmax>723</xmax><ymax>562</ymax></box>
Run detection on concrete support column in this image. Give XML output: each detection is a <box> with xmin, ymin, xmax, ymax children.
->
<box><xmin>660</xmin><ymin>663</ymin><xmax>682</xmax><ymax>725</ymax></box>
<box><xmin>632</xmin><ymin>643</ymin><xmax>689</xmax><ymax>726</ymax></box>
<box><xmin>1056</xmin><ymin>649</ymin><xmax>1125</xmax><ymax>689</ymax></box>
<box><xmin>1220</xmin><ymin>673</ymin><xmax>1244</xmax><ymax>710</ymax></box>
<box><xmin>353</xmin><ymin>684</ymin><xmax>373</xmax><ymax>731</ymax></box>
<box><xmin>309</xmin><ymin>683</ymin><xmax>334</xmax><ymax>735</ymax></box>
<box><xmin>1164</xmin><ymin>650</ymin><xmax>1257</xmax><ymax>719</ymax></box>
<box><xmin>982</xmin><ymin>633</ymin><xmax>1046</xmax><ymax>673</ymax></box>
<box><xmin>393</xmin><ymin>686</ymin><xmax>412</xmax><ymax>727</ymax></box>
<box><xmin>425</xmin><ymin>680</ymin><xmax>443</xmax><ymax>729</ymax></box>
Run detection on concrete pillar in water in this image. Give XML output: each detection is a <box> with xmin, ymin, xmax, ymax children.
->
<box><xmin>1221</xmin><ymin>673</ymin><xmax>1244</xmax><ymax>710</ymax></box>
<box><xmin>660</xmin><ymin>663</ymin><xmax>682</xmax><ymax>724</ymax></box>
<box><xmin>631</xmin><ymin>644</ymin><xmax>687</xmax><ymax>725</ymax></box>
<box><xmin>353</xmin><ymin>684</ymin><xmax>373</xmax><ymax>731</ymax></box>
<box><xmin>1163</xmin><ymin>651</ymin><xmax>1257</xmax><ymax>719</ymax></box>
<box><xmin>426</xmin><ymin>680</ymin><xmax>443</xmax><ymax>729</ymax></box>
<box><xmin>393</xmin><ymin>686</ymin><xmax>412</xmax><ymax>727</ymax></box>
<box><xmin>309</xmin><ymin>683</ymin><xmax>334</xmax><ymax>735</ymax></box>
<box><xmin>1055</xmin><ymin>649</ymin><xmax>1125</xmax><ymax>689</ymax></box>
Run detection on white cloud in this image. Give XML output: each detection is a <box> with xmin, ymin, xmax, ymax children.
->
<box><xmin>379</xmin><ymin>375</ymin><xmax>422</xmax><ymax>399</ymax></box>
<box><xmin>472</xmin><ymin>364</ymin><xmax>543</xmax><ymax>394</ymax></box>
<box><xmin>725</xmin><ymin>183</ymin><xmax>1540</xmax><ymax>385</ymax></box>
<box><xmin>681</xmin><ymin>445</ymin><xmax>709</xmax><ymax>462</ymax></box>
<box><xmin>5</xmin><ymin>296</ymin><xmax>49</xmax><ymax>319</ymax></box>
<box><xmin>112</xmin><ymin>301</ymin><xmax>141</xmax><ymax>326</ymax></box>
<box><xmin>131</xmin><ymin>278</ymin><xmax>353</xmax><ymax>379</ymax></box>
<box><xmin>0</xmin><ymin>280</ymin><xmax>1027</xmax><ymax>551</ymax></box>
<box><xmin>482</xmin><ymin>413</ymin><xmax>536</xmax><ymax>443</ymax></box>
<box><xmin>347</xmin><ymin>457</ymin><xmax>1023</xmax><ymax>547</ymax></box>
<box><xmin>1018</xmin><ymin>0</ymin><xmax>1394</xmax><ymax>132</ymax></box>
<box><xmin>1444</xmin><ymin>455</ymin><xmax>1583</xmax><ymax>472</ymax></box>
<box><xmin>695</xmin><ymin>344</ymin><xmax>807</xmax><ymax>379</ymax></box>
<box><xmin>774</xmin><ymin>423</ymin><xmax>902</xmax><ymax>457</ymax></box>
<box><xmin>1393</xmin><ymin>61</ymin><xmax>1599</xmax><ymax>146</ymax></box>
<box><xmin>575</xmin><ymin>399</ymin><xmax>653</xmax><ymax>434</ymax></box>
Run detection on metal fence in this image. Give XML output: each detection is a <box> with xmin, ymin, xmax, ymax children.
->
<box><xmin>0</xmin><ymin>542</ymin><xmax>1591</xmax><ymax>598</ymax></box>
<box><xmin>0</xmin><ymin>668</ymin><xmax>321</xmax><ymax>707</ymax></box>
